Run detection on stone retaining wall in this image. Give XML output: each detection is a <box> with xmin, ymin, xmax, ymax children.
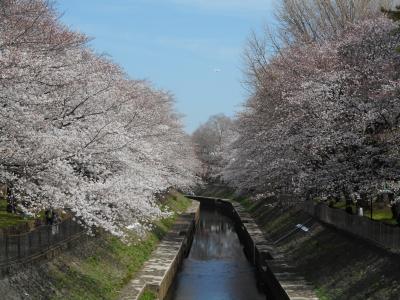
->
<box><xmin>119</xmin><ymin>202</ymin><xmax>200</xmax><ymax>300</ymax></box>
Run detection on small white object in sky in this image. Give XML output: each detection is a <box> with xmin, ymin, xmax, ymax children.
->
<box><xmin>213</xmin><ymin>68</ymin><xmax>221</xmax><ymax>73</ymax></box>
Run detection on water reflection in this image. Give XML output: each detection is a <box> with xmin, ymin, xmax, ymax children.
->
<box><xmin>166</xmin><ymin>206</ymin><xmax>265</xmax><ymax>300</ymax></box>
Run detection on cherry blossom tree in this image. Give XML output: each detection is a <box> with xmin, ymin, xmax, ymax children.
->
<box><xmin>0</xmin><ymin>0</ymin><xmax>199</xmax><ymax>237</ymax></box>
<box><xmin>223</xmin><ymin>15</ymin><xmax>400</xmax><ymax>204</ymax></box>
<box><xmin>276</xmin><ymin>0</ymin><xmax>393</xmax><ymax>44</ymax></box>
<box><xmin>191</xmin><ymin>114</ymin><xmax>236</xmax><ymax>181</ymax></box>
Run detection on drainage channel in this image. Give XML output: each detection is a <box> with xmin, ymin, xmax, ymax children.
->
<box><xmin>165</xmin><ymin>203</ymin><xmax>266</xmax><ymax>300</ymax></box>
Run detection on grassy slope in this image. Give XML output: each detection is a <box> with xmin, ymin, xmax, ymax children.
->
<box><xmin>328</xmin><ymin>200</ymin><xmax>397</xmax><ymax>225</ymax></box>
<box><xmin>201</xmin><ymin>185</ymin><xmax>400</xmax><ymax>300</ymax></box>
<box><xmin>46</xmin><ymin>191</ymin><xmax>191</xmax><ymax>300</ymax></box>
<box><xmin>138</xmin><ymin>290</ymin><xmax>157</xmax><ymax>300</ymax></box>
<box><xmin>0</xmin><ymin>199</ymin><xmax>32</xmax><ymax>228</ymax></box>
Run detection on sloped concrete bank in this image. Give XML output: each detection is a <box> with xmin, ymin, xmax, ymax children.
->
<box><xmin>119</xmin><ymin>202</ymin><xmax>200</xmax><ymax>300</ymax></box>
<box><xmin>187</xmin><ymin>196</ymin><xmax>315</xmax><ymax>300</ymax></box>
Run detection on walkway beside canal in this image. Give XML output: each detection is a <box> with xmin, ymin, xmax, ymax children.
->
<box><xmin>119</xmin><ymin>202</ymin><xmax>199</xmax><ymax>300</ymax></box>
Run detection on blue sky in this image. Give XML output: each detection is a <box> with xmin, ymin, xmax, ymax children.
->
<box><xmin>56</xmin><ymin>0</ymin><xmax>277</xmax><ymax>132</ymax></box>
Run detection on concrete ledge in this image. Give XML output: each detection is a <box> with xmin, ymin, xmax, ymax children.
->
<box><xmin>119</xmin><ymin>202</ymin><xmax>200</xmax><ymax>300</ymax></box>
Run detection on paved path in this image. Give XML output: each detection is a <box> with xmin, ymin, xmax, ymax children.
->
<box><xmin>119</xmin><ymin>202</ymin><xmax>199</xmax><ymax>300</ymax></box>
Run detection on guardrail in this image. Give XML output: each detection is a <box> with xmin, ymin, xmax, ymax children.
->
<box><xmin>0</xmin><ymin>217</ymin><xmax>84</xmax><ymax>267</ymax></box>
<box><xmin>304</xmin><ymin>201</ymin><xmax>400</xmax><ymax>251</ymax></box>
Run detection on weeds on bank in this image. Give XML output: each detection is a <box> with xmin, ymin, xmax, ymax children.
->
<box><xmin>51</xmin><ymin>193</ymin><xmax>191</xmax><ymax>300</ymax></box>
<box><xmin>139</xmin><ymin>290</ymin><xmax>157</xmax><ymax>300</ymax></box>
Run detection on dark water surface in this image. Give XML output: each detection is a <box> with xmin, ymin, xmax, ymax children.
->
<box><xmin>166</xmin><ymin>205</ymin><xmax>266</xmax><ymax>300</ymax></box>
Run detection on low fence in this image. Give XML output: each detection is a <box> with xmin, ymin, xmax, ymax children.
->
<box><xmin>0</xmin><ymin>217</ymin><xmax>83</xmax><ymax>267</ymax></box>
<box><xmin>304</xmin><ymin>201</ymin><xmax>400</xmax><ymax>251</ymax></box>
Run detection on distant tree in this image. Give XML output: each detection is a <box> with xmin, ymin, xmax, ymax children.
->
<box><xmin>192</xmin><ymin>114</ymin><xmax>236</xmax><ymax>181</ymax></box>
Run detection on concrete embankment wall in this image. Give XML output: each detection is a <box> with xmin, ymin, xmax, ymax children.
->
<box><xmin>119</xmin><ymin>201</ymin><xmax>200</xmax><ymax>300</ymax></box>
<box><xmin>187</xmin><ymin>196</ymin><xmax>290</xmax><ymax>300</ymax></box>
<box><xmin>304</xmin><ymin>201</ymin><xmax>400</xmax><ymax>251</ymax></box>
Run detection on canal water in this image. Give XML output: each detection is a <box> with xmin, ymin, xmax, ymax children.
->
<box><xmin>166</xmin><ymin>204</ymin><xmax>266</xmax><ymax>300</ymax></box>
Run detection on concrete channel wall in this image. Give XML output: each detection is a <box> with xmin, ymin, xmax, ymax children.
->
<box><xmin>187</xmin><ymin>196</ymin><xmax>291</xmax><ymax>300</ymax></box>
<box><xmin>119</xmin><ymin>202</ymin><xmax>200</xmax><ymax>300</ymax></box>
<box><xmin>304</xmin><ymin>201</ymin><xmax>400</xmax><ymax>251</ymax></box>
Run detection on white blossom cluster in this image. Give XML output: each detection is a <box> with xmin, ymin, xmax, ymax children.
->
<box><xmin>0</xmin><ymin>0</ymin><xmax>200</xmax><ymax>237</ymax></box>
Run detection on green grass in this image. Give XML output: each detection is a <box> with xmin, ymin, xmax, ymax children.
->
<box><xmin>236</xmin><ymin>197</ymin><xmax>253</xmax><ymax>210</ymax></box>
<box><xmin>328</xmin><ymin>201</ymin><xmax>397</xmax><ymax>225</ymax></box>
<box><xmin>52</xmin><ymin>232</ymin><xmax>161</xmax><ymax>300</ymax></box>
<box><xmin>330</xmin><ymin>201</ymin><xmax>348</xmax><ymax>209</ymax></box>
<box><xmin>362</xmin><ymin>207</ymin><xmax>397</xmax><ymax>225</ymax></box>
<box><xmin>163</xmin><ymin>191</ymin><xmax>192</xmax><ymax>212</ymax></box>
<box><xmin>139</xmin><ymin>290</ymin><xmax>157</xmax><ymax>300</ymax></box>
<box><xmin>315</xmin><ymin>287</ymin><xmax>332</xmax><ymax>300</ymax></box>
<box><xmin>0</xmin><ymin>199</ymin><xmax>32</xmax><ymax>228</ymax></box>
<box><xmin>51</xmin><ymin>192</ymin><xmax>191</xmax><ymax>300</ymax></box>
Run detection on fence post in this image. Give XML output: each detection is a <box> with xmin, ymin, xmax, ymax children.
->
<box><xmin>38</xmin><ymin>226</ymin><xmax>42</xmax><ymax>248</ymax></box>
<box><xmin>28</xmin><ymin>232</ymin><xmax>32</xmax><ymax>256</ymax></box>
<box><xmin>17</xmin><ymin>235</ymin><xmax>21</xmax><ymax>258</ymax></box>
<box><xmin>5</xmin><ymin>235</ymin><xmax>8</xmax><ymax>259</ymax></box>
<box><xmin>47</xmin><ymin>226</ymin><xmax>50</xmax><ymax>249</ymax></box>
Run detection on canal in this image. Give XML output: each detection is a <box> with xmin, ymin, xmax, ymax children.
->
<box><xmin>166</xmin><ymin>204</ymin><xmax>266</xmax><ymax>300</ymax></box>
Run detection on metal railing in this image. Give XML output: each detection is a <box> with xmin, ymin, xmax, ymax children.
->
<box><xmin>0</xmin><ymin>217</ymin><xmax>84</xmax><ymax>266</ymax></box>
<box><xmin>304</xmin><ymin>201</ymin><xmax>400</xmax><ymax>250</ymax></box>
